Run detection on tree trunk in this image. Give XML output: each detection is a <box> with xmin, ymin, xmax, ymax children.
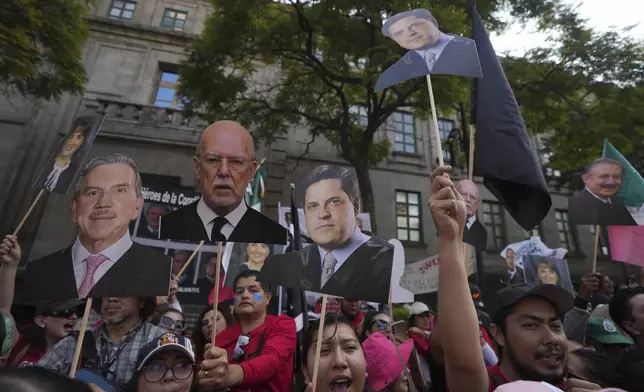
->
<box><xmin>352</xmin><ymin>160</ymin><xmax>377</xmax><ymax>234</ymax></box>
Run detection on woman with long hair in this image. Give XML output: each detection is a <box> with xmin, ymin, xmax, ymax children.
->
<box><xmin>361</xmin><ymin>311</ymin><xmax>394</xmax><ymax>341</ymax></box>
<box><xmin>190</xmin><ymin>304</ymin><xmax>233</xmax><ymax>364</ymax></box>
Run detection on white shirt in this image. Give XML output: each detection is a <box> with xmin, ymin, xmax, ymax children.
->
<box><xmin>414</xmin><ymin>33</ymin><xmax>455</xmax><ymax>71</ymax></box>
<box><xmin>72</xmin><ymin>232</ymin><xmax>133</xmax><ymax>290</ymax></box>
<box><xmin>466</xmin><ymin>215</ymin><xmax>476</xmax><ymax>230</ymax></box>
<box><xmin>317</xmin><ymin>227</ymin><xmax>371</xmax><ymax>274</ymax></box>
<box><xmin>585</xmin><ymin>187</ymin><xmax>612</xmax><ymax>204</ymax></box>
<box><xmin>44</xmin><ymin>161</ymin><xmax>71</xmax><ymax>191</ymax></box>
<box><xmin>196</xmin><ymin>197</ymin><xmax>247</xmax><ymax>241</ymax></box>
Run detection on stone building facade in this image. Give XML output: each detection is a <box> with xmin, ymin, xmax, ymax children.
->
<box><xmin>0</xmin><ymin>0</ymin><xmax>633</xmax><ymax>302</ymax></box>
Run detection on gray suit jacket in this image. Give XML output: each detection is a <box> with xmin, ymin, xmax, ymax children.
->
<box><xmin>375</xmin><ymin>36</ymin><xmax>482</xmax><ymax>91</ymax></box>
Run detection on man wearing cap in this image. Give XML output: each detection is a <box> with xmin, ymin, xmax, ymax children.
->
<box><xmin>485</xmin><ymin>283</ymin><xmax>601</xmax><ymax>390</ymax></box>
<box><xmin>608</xmin><ymin>286</ymin><xmax>644</xmax><ymax>391</ymax></box>
<box><xmin>585</xmin><ymin>317</ymin><xmax>633</xmax><ymax>357</ymax></box>
<box><xmin>126</xmin><ymin>331</ymin><xmax>196</xmax><ymax>392</ymax></box>
<box><xmin>376</xmin><ymin>8</ymin><xmax>482</xmax><ymax>91</ymax></box>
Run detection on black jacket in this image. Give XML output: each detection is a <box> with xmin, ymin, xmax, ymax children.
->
<box><xmin>569</xmin><ymin>189</ymin><xmax>636</xmax><ymax>226</ymax></box>
<box><xmin>463</xmin><ymin>218</ymin><xmax>488</xmax><ymax>251</ymax></box>
<box><xmin>260</xmin><ymin>236</ymin><xmax>394</xmax><ymax>303</ymax></box>
<box><xmin>159</xmin><ymin>201</ymin><xmax>287</xmax><ymax>245</ymax></box>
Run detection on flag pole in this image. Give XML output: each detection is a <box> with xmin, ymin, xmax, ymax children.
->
<box><xmin>425</xmin><ymin>75</ymin><xmax>446</xmax><ymax>167</ymax></box>
<box><xmin>211</xmin><ymin>241</ymin><xmax>224</xmax><ymax>345</ymax></box>
<box><xmin>311</xmin><ymin>295</ymin><xmax>328</xmax><ymax>392</ymax></box>
<box><xmin>12</xmin><ymin>189</ymin><xmax>45</xmax><ymax>236</ymax></box>
<box><xmin>463</xmin><ymin>124</ymin><xmax>477</xmax><ymax>276</ymax></box>
<box><xmin>69</xmin><ymin>298</ymin><xmax>93</xmax><ymax>378</ymax></box>
<box><xmin>592</xmin><ymin>225</ymin><xmax>600</xmax><ymax>273</ymax></box>
<box><xmin>173</xmin><ymin>240</ymin><xmax>205</xmax><ymax>281</ymax></box>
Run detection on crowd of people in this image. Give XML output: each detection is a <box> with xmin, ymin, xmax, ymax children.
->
<box><xmin>0</xmin><ymin>119</ymin><xmax>642</xmax><ymax>392</ymax></box>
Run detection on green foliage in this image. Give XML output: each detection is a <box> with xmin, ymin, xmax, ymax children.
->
<box><xmin>0</xmin><ymin>0</ymin><xmax>91</xmax><ymax>100</ymax></box>
<box><xmin>392</xmin><ymin>303</ymin><xmax>410</xmax><ymax>322</ymax></box>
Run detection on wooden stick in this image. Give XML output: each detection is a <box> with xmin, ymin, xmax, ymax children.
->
<box><xmin>211</xmin><ymin>241</ymin><xmax>224</xmax><ymax>345</ymax></box>
<box><xmin>69</xmin><ymin>298</ymin><xmax>93</xmax><ymax>378</ymax></box>
<box><xmin>592</xmin><ymin>225</ymin><xmax>600</xmax><ymax>273</ymax></box>
<box><xmin>311</xmin><ymin>295</ymin><xmax>328</xmax><ymax>392</ymax></box>
<box><xmin>468</xmin><ymin>125</ymin><xmax>476</xmax><ymax>180</ymax></box>
<box><xmin>174</xmin><ymin>240</ymin><xmax>205</xmax><ymax>281</ymax></box>
<box><xmin>12</xmin><ymin>189</ymin><xmax>45</xmax><ymax>236</ymax></box>
<box><xmin>425</xmin><ymin>75</ymin><xmax>445</xmax><ymax>167</ymax></box>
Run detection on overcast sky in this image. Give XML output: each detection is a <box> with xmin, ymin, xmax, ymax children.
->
<box><xmin>489</xmin><ymin>0</ymin><xmax>644</xmax><ymax>55</ymax></box>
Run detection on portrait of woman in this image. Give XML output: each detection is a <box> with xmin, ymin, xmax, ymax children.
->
<box><xmin>223</xmin><ymin>242</ymin><xmax>273</xmax><ymax>286</ymax></box>
<box><xmin>34</xmin><ymin>115</ymin><xmax>104</xmax><ymax>194</ymax></box>
<box><xmin>524</xmin><ymin>255</ymin><xmax>574</xmax><ymax>295</ymax></box>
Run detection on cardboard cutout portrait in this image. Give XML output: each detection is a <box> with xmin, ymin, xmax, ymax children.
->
<box><xmin>456</xmin><ymin>179</ymin><xmax>488</xmax><ymax>251</ymax></box>
<box><xmin>500</xmin><ymin>237</ymin><xmax>568</xmax><ymax>286</ymax></box>
<box><xmin>18</xmin><ymin>154</ymin><xmax>172</xmax><ymax>304</ymax></box>
<box><xmin>33</xmin><ymin>115</ymin><xmax>105</xmax><ymax>194</ymax></box>
<box><xmin>158</xmin><ymin>121</ymin><xmax>287</xmax><ymax>245</ymax></box>
<box><xmin>568</xmin><ymin>158</ymin><xmax>640</xmax><ymax>226</ymax></box>
<box><xmin>260</xmin><ymin>165</ymin><xmax>397</xmax><ymax>303</ymax></box>
<box><xmin>375</xmin><ymin>8</ymin><xmax>483</xmax><ymax>92</ymax></box>
<box><xmin>523</xmin><ymin>255</ymin><xmax>574</xmax><ymax>295</ymax></box>
<box><xmin>401</xmin><ymin>245</ymin><xmax>477</xmax><ymax>295</ymax></box>
<box><xmin>222</xmin><ymin>242</ymin><xmax>275</xmax><ymax>287</ymax></box>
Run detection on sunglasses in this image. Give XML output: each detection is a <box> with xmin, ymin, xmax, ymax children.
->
<box><xmin>370</xmin><ymin>319</ymin><xmax>393</xmax><ymax>332</ymax></box>
<box><xmin>232</xmin><ymin>334</ymin><xmax>250</xmax><ymax>362</ymax></box>
<box><xmin>42</xmin><ymin>309</ymin><xmax>77</xmax><ymax>318</ymax></box>
<box><xmin>159</xmin><ymin>316</ymin><xmax>185</xmax><ymax>332</ymax></box>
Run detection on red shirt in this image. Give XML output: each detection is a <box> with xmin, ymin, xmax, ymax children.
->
<box><xmin>7</xmin><ymin>334</ymin><xmax>47</xmax><ymax>368</ymax></box>
<box><xmin>216</xmin><ymin>314</ymin><xmax>296</xmax><ymax>392</ymax></box>
<box><xmin>208</xmin><ymin>273</ymin><xmax>235</xmax><ymax>305</ymax></box>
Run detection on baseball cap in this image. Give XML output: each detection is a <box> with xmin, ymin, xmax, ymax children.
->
<box><xmin>363</xmin><ymin>332</ymin><xmax>414</xmax><ymax>392</ymax></box>
<box><xmin>409</xmin><ymin>302</ymin><xmax>431</xmax><ymax>316</ymax></box>
<box><xmin>496</xmin><ymin>283</ymin><xmax>574</xmax><ymax>318</ymax></box>
<box><xmin>35</xmin><ymin>298</ymin><xmax>85</xmax><ymax>317</ymax></box>
<box><xmin>135</xmin><ymin>332</ymin><xmax>195</xmax><ymax>371</ymax></box>
<box><xmin>586</xmin><ymin>317</ymin><xmax>634</xmax><ymax>345</ymax></box>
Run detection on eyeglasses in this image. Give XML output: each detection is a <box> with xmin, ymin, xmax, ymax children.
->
<box><xmin>370</xmin><ymin>319</ymin><xmax>393</xmax><ymax>332</ymax></box>
<box><xmin>142</xmin><ymin>362</ymin><xmax>194</xmax><ymax>382</ymax></box>
<box><xmin>159</xmin><ymin>316</ymin><xmax>185</xmax><ymax>332</ymax></box>
<box><xmin>232</xmin><ymin>334</ymin><xmax>250</xmax><ymax>362</ymax></box>
<box><xmin>199</xmin><ymin>154</ymin><xmax>253</xmax><ymax>172</ymax></box>
<box><xmin>42</xmin><ymin>309</ymin><xmax>77</xmax><ymax>318</ymax></box>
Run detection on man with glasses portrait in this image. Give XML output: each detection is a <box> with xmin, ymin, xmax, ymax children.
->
<box><xmin>158</xmin><ymin>121</ymin><xmax>287</xmax><ymax>245</ymax></box>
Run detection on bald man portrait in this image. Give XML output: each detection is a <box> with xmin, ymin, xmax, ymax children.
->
<box><xmin>158</xmin><ymin>121</ymin><xmax>288</xmax><ymax>245</ymax></box>
<box><xmin>456</xmin><ymin>179</ymin><xmax>488</xmax><ymax>251</ymax></box>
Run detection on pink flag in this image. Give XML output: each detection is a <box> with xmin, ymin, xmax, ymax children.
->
<box><xmin>607</xmin><ymin>226</ymin><xmax>644</xmax><ymax>266</ymax></box>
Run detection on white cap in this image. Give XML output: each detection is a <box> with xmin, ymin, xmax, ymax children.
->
<box><xmin>494</xmin><ymin>381</ymin><xmax>563</xmax><ymax>392</ymax></box>
<box><xmin>410</xmin><ymin>302</ymin><xmax>430</xmax><ymax>316</ymax></box>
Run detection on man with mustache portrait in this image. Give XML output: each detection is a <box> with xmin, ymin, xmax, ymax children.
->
<box><xmin>568</xmin><ymin>158</ymin><xmax>637</xmax><ymax>226</ymax></box>
<box><xmin>158</xmin><ymin>120</ymin><xmax>287</xmax><ymax>245</ymax></box>
<box><xmin>17</xmin><ymin>154</ymin><xmax>172</xmax><ymax>303</ymax></box>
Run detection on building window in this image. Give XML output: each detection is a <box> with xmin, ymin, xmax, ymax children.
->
<box><xmin>161</xmin><ymin>9</ymin><xmax>188</xmax><ymax>31</ymax></box>
<box><xmin>109</xmin><ymin>0</ymin><xmax>136</xmax><ymax>20</ymax></box>
<box><xmin>589</xmin><ymin>225</ymin><xmax>610</xmax><ymax>257</ymax></box>
<box><xmin>437</xmin><ymin>118</ymin><xmax>454</xmax><ymax>162</ymax></box>
<box><xmin>391</xmin><ymin>112</ymin><xmax>416</xmax><ymax>154</ymax></box>
<box><xmin>396</xmin><ymin>191</ymin><xmax>422</xmax><ymax>243</ymax></box>
<box><xmin>555</xmin><ymin>210</ymin><xmax>578</xmax><ymax>252</ymax></box>
<box><xmin>482</xmin><ymin>201</ymin><xmax>506</xmax><ymax>250</ymax></box>
<box><xmin>349</xmin><ymin>105</ymin><xmax>368</xmax><ymax>128</ymax></box>
<box><xmin>154</xmin><ymin>71</ymin><xmax>184</xmax><ymax>109</ymax></box>
<box><xmin>542</xmin><ymin>151</ymin><xmax>561</xmax><ymax>178</ymax></box>
<box><xmin>525</xmin><ymin>225</ymin><xmax>542</xmax><ymax>239</ymax></box>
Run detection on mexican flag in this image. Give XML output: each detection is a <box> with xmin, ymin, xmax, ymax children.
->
<box><xmin>245</xmin><ymin>165</ymin><xmax>267</xmax><ymax>212</ymax></box>
<box><xmin>602</xmin><ymin>140</ymin><xmax>644</xmax><ymax>210</ymax></box>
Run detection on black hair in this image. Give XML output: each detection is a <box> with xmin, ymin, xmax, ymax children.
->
<box><xmin>93</xmin><ymin>297</ymin><xmax>156</xmax><ymax>321</ymax></box>
<box><xmin>0</xmin><ymin>366</ymin><xmax>93</xmax><ymax>392</ymax></box>
<box><xmin>299</xmin><ymin>165</ymin><xmax>361</xmax><ymax>212</ymax></box>
<box><xmin>191</xmin><ymin>304</ymin><xmax>234</xmax><ymax>362</ymax></box>
<box><xmin>302</xmin><ymin>313</ymin><xmax>359</xmax><ymax>367</ymax></box>
<box><xmin>609</xmin><ymin>286</ymin><xmax>644</xmax><ymax>337</ymax></box>
<box><xmin>361</xmin><ymin>311</ymin><xmax>390</xmax><ymax>341</ymax></box>
<box><xmin>569</xmin><ymin>348</ymin><xmax>624</xmax><ymax>388</ymax></box>
<box><xmin>232</xmin><ymin>269</ymin><xmax>270</xmax><ymax>292</ymax></box>
<box><xmin>585</xmin><ymin>158</ymin><xmax>624</xmax><ymax>176</ymax></box>
<box><xmin>148</xmin><ymin>304</ymin><xmax>183</xmax><ymax>328</ymax></box>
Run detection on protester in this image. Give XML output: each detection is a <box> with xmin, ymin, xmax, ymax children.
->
<box><xmin>197</xmin><ymin>270</ymin><xmax>296</xmax><ymax>391</ymax></box>
<box><xmin>0</xmin><ymin>235</ymin><xmax>21</xmax><ymax>366</ymax></box>
<box><xmin>150</xmin><ymin>305</ymin><xmax>185</xmax><ymax>336</ymax></box>
<box><xmin>566</xmin><ymin>347</ymin><xmax>624</xmax><ymax>388</ymax></box>
<box><xmin>0</xmin><ymin>309</ymin><xmax>17</xmax><ymax>368</ymax></box>
<box><xmin>0</xmin><ymin>366</ymin><xmax>98</xmax><ymax>392</ymax></box>
<box><xmin>585</xmin><ymin>317</ymin><xmax>633</xmax><ymax>356</ymax></box>
<box><xmin>363</xmin><ymin>332</ymin><xmax>414</xmax><ymax>392</ymax></box>
<box><xmin>591</xmin><ymin>274</ymin><xmax>615</xmax><ymax>309</ymax></box>
<box><xmin>302</xmin><ymin>313</ymin><xmax>367</xmax><ymax>392</ymax></box>
<box><xmin>608</xmin><ymin>286</ymin><xmax>644</xmax><ymax>391</ymax></box>
<box><xmin>470</xmin><ymin>284</ymin><xmax>492</xmax><ymax>331</ymax></box>
<box><xmin>406</xmin><ymin>302</ymin><xmax>433</xmax><ymax>384</ymax></box>
<box><xmin>124</xmin><ymin>332</ymin><xmax>196</xmax><ymax>392</ymax></box>
<box><xmin>37</xmin><ymin>297</ymin><xmax>165</xmax><ymax>388</ymax></box>
<box><xmin>361</xmin><ymin>311</ymin><xmax>394</xmax><ymax>341</ymax></box>
<box><xmin>191</xmin><ymin>304</ymin><xmax>233</xmax><ymax>364</ymax></box>
<box><xmin>339</xmin><ymin>299</ymin><xmax>365</xmax><ymax>335</ymax></box>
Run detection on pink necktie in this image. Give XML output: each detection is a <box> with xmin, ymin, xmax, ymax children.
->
<box><xmin>78</xmin><ymin>254</ymin><xmax>108</xmax><ymax>298</ymax></box>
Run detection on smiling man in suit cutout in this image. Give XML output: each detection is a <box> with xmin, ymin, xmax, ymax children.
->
<box><xmin>260</xmin><ymin>165</ymin><xmax>393</xmax><ymax>303</ymax></box>
<box><xmin>18</xmin><ymin>154</ymin><xmax>171</xmax><ymax>303</ymax></box>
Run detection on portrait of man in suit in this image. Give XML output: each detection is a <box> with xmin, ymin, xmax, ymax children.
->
<box><xmin>18</xmin><ymin>154</ymin><xmax>172</xmax><ymax>304</ymax></box>
<box><xmin>501</xmin><ymin>248</ymin><xmax>525</xmax><ymax>285</ymax></box>
<box><xmin>375</xmin><ymin>8</ymin><xmax>482</xmax><ymax>92</ymax></box>
<box><xmin>456</xmin><ymin>179</ymin><xmax>488</xmax><ymax>251</ymax></box>
<box><xmin>33</xmin><ymin>115</ymin><xmax>104</xmax><ymax>195</ymax></box>
<box><xmin>260</xmin><ymin>165</ymin><xmax>394</xmax><ymax>303</ymax></box>
<box><xmin>158</xmin><ymin>120</ymin><xmax>287</xmax><ymax>245</ymax></box>
<box><xmin>135</xmin><ymin>203</ymin><xmax>170</xmax><ymax>238</ymax></box>
<box><xmin>568</xmin><ymin>158</ymin><xmax>637</xmax><ymax>226</ymax></box>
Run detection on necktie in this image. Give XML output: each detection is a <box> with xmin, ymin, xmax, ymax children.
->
<box><xmin>425</xmin><ymin>52</ymin><xmax>436</xmax><ymax>70</ymax></box>
<box><xmin>210</xmin><ymin>217</ymin><xmax>228</xmax><ymax>243</ymax></box>
<box><xmin>78</xmin><ymin>254</ymin><xmax>108</xmax><ymax>298</ymax></box>
<box><xmin>321</xmin><ymin>252</ymin><xmax>338</xmax><ymax>287</ymax></box>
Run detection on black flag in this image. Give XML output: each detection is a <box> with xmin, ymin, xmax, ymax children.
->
<box><xmin>287</xmin><ymin>183</ymin><xmax>309</xmax><ymax>389</ymax></box>
<box><xmin>470</xmin><ymin>6</ymin><xmax>551</xmax><ymax>230</ymax></box>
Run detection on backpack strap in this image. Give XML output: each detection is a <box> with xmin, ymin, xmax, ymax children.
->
<box><xmin>70</xmin><ymin>330</ymin><xmax>99</xmax><ymax>371</ymax></box>
<box><xmin>245</xmin><ymin>328</ymin><xmax>267</xmax><ymax>361</ymax></box>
